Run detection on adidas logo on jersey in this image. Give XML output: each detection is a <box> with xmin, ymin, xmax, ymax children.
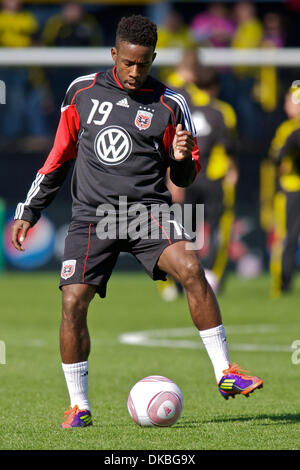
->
<box><xmin>116</xmin><ymin>98</ymin><xmax>130</xmax><ymax>108</ymax></box>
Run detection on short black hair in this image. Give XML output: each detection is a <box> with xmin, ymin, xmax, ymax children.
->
<box><xmin>116</xmin><ymin>15</ymin><xmax>157</xmax><ymax>49</ymax></box>
<box><xmin>195</xmin><ymin>65</ymin><xmax>220</xmax><ymax>91</ymax></box>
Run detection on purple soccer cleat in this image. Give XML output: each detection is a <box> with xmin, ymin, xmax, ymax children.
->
<box><xmin>60</xmin><ymin>405</ymin><xmax>92</xmax><ymax>428</ymax></box>
<box><xmin>218</xmin><ymin>363</ymin><xmax>263</xmax><ymax>400</ymax></box>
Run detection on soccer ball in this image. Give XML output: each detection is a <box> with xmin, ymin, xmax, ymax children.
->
<box><xmin>127</xmin><ymin>375</ymin><xmax>183</xmax><ymax>427</ymax></box>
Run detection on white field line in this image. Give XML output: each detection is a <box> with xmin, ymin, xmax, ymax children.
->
<box><xmin>4</xmin><ymin>325</ymin><xmax>296</xmax><ymax>353</ymax></box>
<box><xmin>119</xmin><ymin>324</ymin><xmax>294</xmax><ymax>353</ymax></box>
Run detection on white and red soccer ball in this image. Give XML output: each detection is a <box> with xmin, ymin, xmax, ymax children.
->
<box><xmin>127</xmin><ymin>375</ymin><xmax>183</xmax><ymax>427</ymax></box>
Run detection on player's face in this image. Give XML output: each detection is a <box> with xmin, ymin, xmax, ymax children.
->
<box><xmin>111</xmin><ymin>41</ymin><xmax>156</xmax><ymax>93</ymax></box>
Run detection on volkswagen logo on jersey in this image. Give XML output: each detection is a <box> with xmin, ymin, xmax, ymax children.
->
<box><xmin>94</xmin><ymin>126</ymin><xmax>132</xmax><ymax>166</ymax></box>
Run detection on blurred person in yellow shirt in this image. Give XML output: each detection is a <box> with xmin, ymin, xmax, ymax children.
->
<box><xmin>156</xmin><ymin>8</ymin><xmax>195</xmax><ymax>49</ymax></box>
<box><xmin>0</xmin><ymin>0</ymin><xmax>38</xmax><ymax>47</ymax></box>
<box><xmin>231</xmin><ymin>1</ymin><xmax>263</xmax><ymax>63</ymax></box>
<box><xmin>41</xmin><ymin>2</ymin><xmax>102</xmax><ymax>116</ymax></box>
<box><xmin>228</xmin><ymin>2</ymin><xmax>264</xmax><ymax>139</ymax></box>
<box><xmin>230</xmin><ymin>3</ymin><xmax>284</xmax><ymax>139</ymax></box>
<box><xmin>41</xmin><ymin>2</ymin><xmax>101</xmax><ymax>47</ymax></box>
<box><xmin>0</xmin><ymin>0</ymin><xmax>49</xmax><ymax>142</ymax></box>
<box><xmin>156</xmin><ymin>9</ymin><xmax>196</xmax><ymax>83</ymax></box>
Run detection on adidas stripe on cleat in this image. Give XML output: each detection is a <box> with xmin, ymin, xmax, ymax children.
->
<box><xmin>218</xmin><ymin>363</ymin><xmax>263</xmax><ymax>400</ymax></box>
<box><xmin>60</xmin><ymin>405</ymin><xmax>93</xmax><ymax>428</ymax></box>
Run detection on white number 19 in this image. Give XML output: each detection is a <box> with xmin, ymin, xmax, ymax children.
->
<box><xmin>87</xmin><ymin>99</ymin><xmax>113</xmax><ymax>125</ymax></box>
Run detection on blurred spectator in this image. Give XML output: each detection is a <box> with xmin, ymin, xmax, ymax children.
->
<box><xmin>41</xmin><ymin>2</ymin><xmax>102</xmax><ymax>125</ymax></box>
<box><xmin>252</xmin><ymin>12</ymin><xmax>285</xmax><ymax>117</ymax></box>
<box><xmin>42</xmin><ymin>2</ymin><xmax>102</xmax><ymax>47</ymax></box>
<box><xmin>261</xmin><ymin>12</ymin><xmax>285</xmax><ymax>48</ymax></box>
<box><xmin>229</xmin><ymin>1</ymin><xmax>264</xmax><ymax>138</ymax></box>
<box><xmin>0</xmin><ymin>0</ymin><xmax>50</xmax><ymax>144</ymax></box>
<box><xmin>231</xmin><ymin>1</ymin><xmax>263</xmax><ymax>72</ymax></box>
<box><xmin>189</xmin><ymin>3</ymin><xmax>235</xmax><ymax>47</ymax></box>
<box><xmin>0</xmin><ymin>0</ymin><xmax>38</xmax><ymax>46</ymax></box>
<box><xmin>156</xmin><ymin>8</ymin><xmax>196</xmax><ymax>82</ymax></box>
<box><xmin>156</xmin><ymin>8</ymin><xmax>195</xmax><ymax>49</ymax></box>
<box><xmin>189</xmin><ymin>3</ymin><xmax>236</xmax><ymax>123</ymax></box>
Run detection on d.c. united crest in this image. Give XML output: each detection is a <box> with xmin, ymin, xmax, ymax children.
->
<box><xmin>135</xmin><ymin>109</ymin><xmax>153</xmax><ymax>130</ymax></box>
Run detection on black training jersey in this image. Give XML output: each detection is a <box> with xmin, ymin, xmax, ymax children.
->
<box><xmin>15</xmin><ymin>67</ymin><xmax>201</xmax><ymax>226</ymax></box>
<box><xmin>268</xmin><ymin>118</ymin><xmax>300</xmax><ymax>192</ymax></box>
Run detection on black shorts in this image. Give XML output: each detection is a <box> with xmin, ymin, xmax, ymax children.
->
<box><xmin>59</xmin><ymin>210</ymin><xmax>191</xmax><ymax>298</ymax></box>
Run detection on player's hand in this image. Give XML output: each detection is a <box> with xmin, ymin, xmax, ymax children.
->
<box><xmin>172</xmin><ymin>124</ymin><xmax>194</xmax><ymax>161</ymax></box>
<box><xmin>11</xmin><ymin>219</ymin><xmax>31</xmax><ymax>251</ymax></box>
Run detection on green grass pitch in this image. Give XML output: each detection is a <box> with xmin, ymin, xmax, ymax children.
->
<box><xmin>0</xmin><ymin>271</ymin><xmax>300</xmax><ymax>450</ymax></box>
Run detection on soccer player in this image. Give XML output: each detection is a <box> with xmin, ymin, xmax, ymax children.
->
<box><xmin>185</xmin><ymin>65</ymin><xmax>238</xmax><ymax>293</ymax></box>
<box><xmin>11</xmin><ymin>15</ymin><xmax>263</xmax><ymax>428</ymax></box>
<box><xmin>162</xmin><ymin>55</ymin><xmax>238</xmax><ymax>294</ymax></box>
<box><xmin>266</xmin><ymin>88</ymin><xmax>300</xmax><ymax>297</ymax></box>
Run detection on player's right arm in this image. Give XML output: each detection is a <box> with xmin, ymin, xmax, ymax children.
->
<box><xmin>11</xmin><ymin>81</ymin><xmax>81</xmax><ymax>251</ymax></box>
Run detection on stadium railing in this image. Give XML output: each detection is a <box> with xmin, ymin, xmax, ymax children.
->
<box><xmin>1</xmin><ymin>47</ymin><xmax>300</xmax><ymax>67</ymax></box>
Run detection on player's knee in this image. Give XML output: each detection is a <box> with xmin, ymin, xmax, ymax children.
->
<box><xmin>62</xmin><ymin>287</ymin><xmax>91</xmax><ymax>320</ymax></box>
<box><xmin>177</xmin><ymin>254</ymin><xmax>206</xmax><ymax>290</ymax></box>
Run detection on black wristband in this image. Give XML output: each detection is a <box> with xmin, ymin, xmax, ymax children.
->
<box><xmin>169</xmin><ymin>153</ymin><xmax>196</xmax><ymax>187</ymax></box>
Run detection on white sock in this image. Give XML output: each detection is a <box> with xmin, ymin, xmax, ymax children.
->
<box><xmin>199</xmin><ymin>324</ymin><xmax>231</xmax><ymax>384</ymax></box>
<box><xmin>62</xmin><ymin>361</ymin><xmax>91</xmax><ymax>412</ymax></box>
